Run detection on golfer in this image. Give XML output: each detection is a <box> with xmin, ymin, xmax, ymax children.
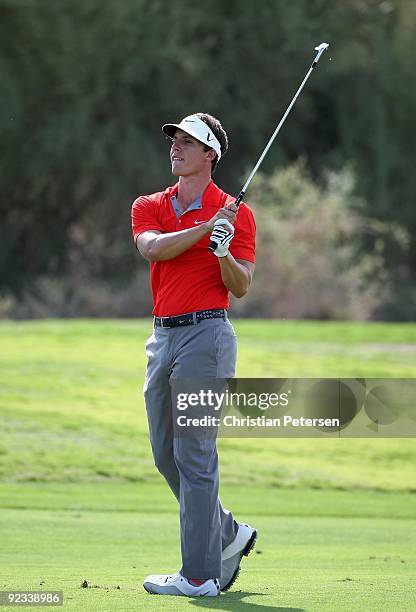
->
<box><xmin>131</xmin><ymin>113</ymin><xmax>257</xmax><ymax>597</ymax></box>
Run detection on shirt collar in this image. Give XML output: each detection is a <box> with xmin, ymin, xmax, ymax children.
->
<box><xmin>170</xmin><ymin>193</ymin><xmax>202</xmax><ymax>218</ymax></box>
<box><xmin>166</xmin><ymin>180</ymin><xmax>223</xmax><ymax>208</ymax></box>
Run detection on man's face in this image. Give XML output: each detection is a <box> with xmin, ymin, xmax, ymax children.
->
<box><xmin>170</xmin><ymin>129</ymin><xmax>215</xmax><ymax>177</ymax></box>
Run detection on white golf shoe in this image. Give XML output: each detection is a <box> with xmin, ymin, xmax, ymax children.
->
<box><xmin>220</xmin><ymin>522</ymin><xmax>257</xmax><ymax>591</ymax></box>
<box><xmin>143</xmin><ymin>571</ymin><xmax>220</xmax><ymax>597</ymax></box>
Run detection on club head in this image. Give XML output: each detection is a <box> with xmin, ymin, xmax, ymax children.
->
<box><xmin>312</xmin><ymin>42</ymin><xmax>329</xmax><ymax>66</ymax></box>
<box><xmin>315</xmin><ymin>43</ymin><xmax>329</xmax><ymax>52</ymax></box>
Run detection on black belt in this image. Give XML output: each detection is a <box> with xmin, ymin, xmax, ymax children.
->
<box><xmin>154</xmin><ymin>308</ymin><xmax>226</xmax><ymax>328</ymax></box>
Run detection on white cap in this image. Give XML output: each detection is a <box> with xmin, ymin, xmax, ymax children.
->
<box><xmin>162</xmin><ymin>114</ymin><xmax>222</xmax><ymax>160</ymax></box>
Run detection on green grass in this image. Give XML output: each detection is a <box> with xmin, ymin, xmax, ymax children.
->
<box><xmin>0</xmin><ymin>319</ymin><xmax>415</xmax><ymax>489</ymax></box>
<box><xmin>0</xmin><ymin>319</ymin><xmax>415</xmax><ymax>610</ymax></box>
<box><xmin>0</xmin><ymin>483</ymin><xmax>415</xmax><ymax>611</ymax></box>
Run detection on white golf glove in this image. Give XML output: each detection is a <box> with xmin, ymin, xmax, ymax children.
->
<box><xmin>210</xmin><ymin>219</ymin><xmax>235</xmax><ymax>257</ymax></box>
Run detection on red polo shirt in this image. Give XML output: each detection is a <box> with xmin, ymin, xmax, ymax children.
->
<box><xmin>131</xmin><ymin>181</ymin><xmax>256</xmax><ymax>316</ymax></box>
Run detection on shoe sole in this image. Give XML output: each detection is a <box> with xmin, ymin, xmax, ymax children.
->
<box><xmin>221</xmin><ymin>529</ymin><xmax>257</xmax><ymax>592</ymax></box>
<box><xmin>143</xmin><ymin>582</ymin><xmax>219</xmax><ymax>597</ymax></box>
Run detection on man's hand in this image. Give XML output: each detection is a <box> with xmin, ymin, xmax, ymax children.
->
<box><xmin>209</xmin><ymin>219</ymin><xmax>235</xmax><ymax>258</ymax></box>
<box><xmin>205</xmin><ymin>201</ymin><xmax>238</xmax><ymax>231</ymax></box>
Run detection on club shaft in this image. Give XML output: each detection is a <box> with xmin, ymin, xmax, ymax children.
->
<box><xmin>208</xmin><ymin>43</ymin><xmax>328</xmax><ymax>250</ymax></box>
<box><xmin>241</xmin><ymin>64</ymin><xmax>315</xmax><ymax>196</ymax></box>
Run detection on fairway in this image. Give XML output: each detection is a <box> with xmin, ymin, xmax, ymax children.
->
<box><xmin>1</xmin><ymin>320</ymin><xmax>415</xmax><ymax>610</ymax></box>
<box><xmin>1</xmin><ymin>483</ymin><xmax>415</xmax><ymax>611</ymax></box>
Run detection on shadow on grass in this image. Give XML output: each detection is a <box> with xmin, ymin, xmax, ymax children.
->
<box><xmin>189</xmin><ymin>590</ymin><xmax>304</xmax><ymax>611</ymax></box>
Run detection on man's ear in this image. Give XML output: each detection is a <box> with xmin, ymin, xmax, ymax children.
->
<box><xmin>206</xmin><ymin>149</ymin><xmax>217</xmax><ymax>162</ymax></box>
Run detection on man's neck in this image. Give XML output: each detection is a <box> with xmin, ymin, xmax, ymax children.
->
<box><xmin>176</xmin><ymin>174</ymin><xmax>212</xmax><ymax>211</ymax></box>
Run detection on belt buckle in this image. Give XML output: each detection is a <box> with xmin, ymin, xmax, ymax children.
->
<box><xmin>160</xmin><ymin>316</ymin><xmax>171</xmax><ymax>328</ymax></box>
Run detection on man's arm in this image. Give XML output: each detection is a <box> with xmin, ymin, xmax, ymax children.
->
<box><xmin>136</xmin><ymin>203</ymin><xmax>237</xmax><ymax>262</ymax></box>
<box><xmin>136</xmin><ymin>225</ymin><xmax>209</xmax><ymax>262</ymax></box>
<box><xmin>137</xmin><ymin>224</ymin><xmax>254</xmax><ymax>297</ymax></box>
<box><xmin>218</xmin><ymin>256</ymin><xmax>255</xmax><ymax>298</ymax></box>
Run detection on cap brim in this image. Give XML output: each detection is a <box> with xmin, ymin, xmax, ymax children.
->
<box><xmin>162</xmin><ymin>123</ymin><xmax>181</xmax><ymax>139</ymax></box>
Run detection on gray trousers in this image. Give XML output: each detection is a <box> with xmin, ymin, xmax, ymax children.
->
<box><xmin>143</xmin><ymin>316</ymin><xmax>239</xmax><ymax>579</ymax></box>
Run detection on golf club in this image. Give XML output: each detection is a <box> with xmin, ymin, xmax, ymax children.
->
<box><xmin>209</xmin><ymin>42</ymin><xmax>329</xmax><ymax>252</ymax></box>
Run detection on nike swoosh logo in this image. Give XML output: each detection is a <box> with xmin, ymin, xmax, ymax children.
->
<box><xmin>207</xmin><ymin>132</ymin><xmax>213</xmax><ymax>141</ymax></box>
<box><xmin>194</xmin><ymin>220</ymin><xmax>207</xmax><ymax>224</ymax></box>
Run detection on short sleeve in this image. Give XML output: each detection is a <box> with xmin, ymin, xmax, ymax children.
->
<box><xmin>131</xmin><ymin>195</ymin><xmax>164</xmax><ymax>242</ymax></box>
<box><xmin>229</xmin><ymin>203</ymin><xmax>256</xmax><ymax>263</ymax></box>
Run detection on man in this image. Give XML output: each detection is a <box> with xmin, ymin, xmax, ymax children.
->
<box><xmin>131</xmin><ymin>112</ymin><xmax>257</xmax><ymax>597</ymax></box>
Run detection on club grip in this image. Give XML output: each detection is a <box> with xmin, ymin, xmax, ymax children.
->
<box><xmin>208</xmin><ymin>191</ymin><xmax>245</xmax><ymax>252</ymax></box>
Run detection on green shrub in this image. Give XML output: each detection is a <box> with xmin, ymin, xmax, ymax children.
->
<box><xmin>232</xmin><ymin>162</ymin><xmax>391</xmax><ymax>320</ymax></box>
